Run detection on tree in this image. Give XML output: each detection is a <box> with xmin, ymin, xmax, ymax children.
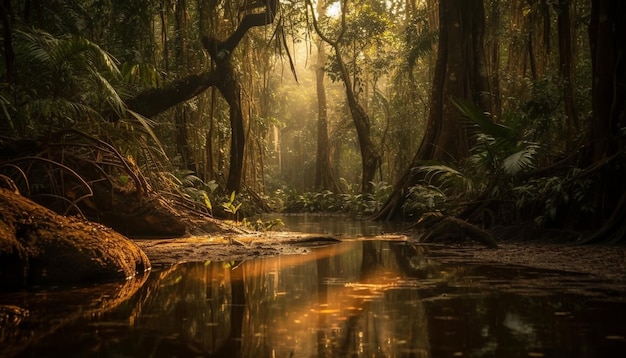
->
<box><xmin>123</xmin><ymin>0</ymin><xmax>280</xmax><ymax>193</ymax></box>
<box><xmin>307</xmin><ymin>0</ymin><xmax>382</xmax><ymax>194</ymax></box>
<box><xmin>376</xmin><ymin>0</ymin><xmax>491</xmax><ymax>220</ymax></box>
<box><xmin>313</xmin><ymin>0</ymin><xmax>338</xmax><ymax>192</ymax></box>
<box><xmin>582</xmin><ymin>0</ymin><xmax>626</xmax><ymax>243</ymax></box>
<box><xmin>556</xmin><ymin>0</ymin><xmax>579</xmax><ymax>148</ymax></box>
<box><xmin>314</xmin><ymin>37</ymin><xmax>338</xmax><ymax>191</ymax></box>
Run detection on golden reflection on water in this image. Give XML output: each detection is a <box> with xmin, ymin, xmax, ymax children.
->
<box><xmin>225</xmin><ymin>241</ymin><xmax>431</xmax><ymax>357</ymax></box>
<box><xmin>81</xmin><ymin>240</ymin><xmax>431</xmax><ymax>357</ymax></box>
<box><xmin>3</xmin><ymin>240</ymin><xmax>626</xmax><ymax>357</ymax></box>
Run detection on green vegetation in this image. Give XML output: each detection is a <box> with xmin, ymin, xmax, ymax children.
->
<box><xmin>1</xmin><ymin>0</ymin><xmax>624</xmax><ymax>243</ymax></box>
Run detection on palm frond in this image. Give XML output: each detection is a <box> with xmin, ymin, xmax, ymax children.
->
<box><xmin>502</xmin><ymin>143</ymin><xmax>539</xmax><ymax>175</ymax></box>
<box><xmin>12</xmin><ymin>28</ymin><xmax>125</xmax><ymax>130</ymax></box>
<box><xmin>418</xmin><ymin>164</ymin><xmax>474</xmax><ymax>193</ymax></box>
<box><xmin>452</xmin><ymin>97</ymin><xmax>517</xmax><ymax>144</ymax></box>
<box><xmin>24</xmin><ymin>98</ymin><xmax>102</xmax><ymax>122</ymax></box>
<box><xmin>90</xmin><ymin>70</ymin><xmax>125</xmax><ymax>116</ymax></box>
<box><xmin>126</xmin><ymin>110</ymin><xmax>168</xmax><ymax>158</ymax></box>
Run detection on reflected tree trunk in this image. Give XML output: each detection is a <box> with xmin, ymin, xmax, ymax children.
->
<box><xmin>212</xmin><ymin>264</ymin><xmax>245</xmax><ymax>357</ymax></box>
<box><xmin>316</xmin><ymin>247</ymin><xmax>331</xmax><ymax>356</ymax></box>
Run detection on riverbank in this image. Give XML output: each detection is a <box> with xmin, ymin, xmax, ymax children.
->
<box><xmin>135</xmin><ymin>233</ymin><xmax>626</xmax><ymax>285</ymax></box>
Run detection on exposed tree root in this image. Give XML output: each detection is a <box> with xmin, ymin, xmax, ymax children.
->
<box><xmin>413</xmin><ymin>215</ymin><xmax>498</xmax><ymax>248</ymax></box>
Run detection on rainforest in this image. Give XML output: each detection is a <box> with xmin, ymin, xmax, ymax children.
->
<box><xmin>1</xmin><ymin>0</ymin><xmax>626</xmax><ymax>356</ymax></box>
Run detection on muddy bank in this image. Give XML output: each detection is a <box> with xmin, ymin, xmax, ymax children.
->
<box><xmin>423</xmin><ymin>242</ymin><xmax>626</xmax><ymax>282</ymax></box>
<box><xmin>135</xmin><ymin>233</ymin><xmax>398</xmax><ymax>265</ymax></box>
<box><xmin>135</xmin><ymin>232</ymin><xmax>626</xmax><ymax>286</ymax></box>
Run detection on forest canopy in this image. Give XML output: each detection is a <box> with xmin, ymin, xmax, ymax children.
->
<box><xmin>0</xmin><ymin>0</ymin><xmax>624</xmax><ymax>242</ymax></box>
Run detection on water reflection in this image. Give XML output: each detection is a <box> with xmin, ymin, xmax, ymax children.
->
<box><xmin>2</xmin><ymin>241</ymin><xmax>626</xmax><ymax>357</ymax></box>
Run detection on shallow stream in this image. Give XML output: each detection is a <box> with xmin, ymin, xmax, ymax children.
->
<box><xmin>1</xmin><ymin>215</ymin><xmax>625</xmax><ymax>357</ymax></box>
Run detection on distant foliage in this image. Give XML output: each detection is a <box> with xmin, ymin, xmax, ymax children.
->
<box><xmin>275</xmin><ymin>179</ymin><xmax>392</xmax><ymax>216</ymax></box>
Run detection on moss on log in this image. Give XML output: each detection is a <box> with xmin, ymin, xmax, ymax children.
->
<box><xmin>0</xmin><ymin>188</ymin><xmax>150</xmax><ymax>289</ymax></box>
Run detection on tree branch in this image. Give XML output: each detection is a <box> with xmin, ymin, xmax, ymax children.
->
<box><xmin>206</xmin><ymin>0</ymin><xmax>279</xmax><ymax>59</ymax></box>
<box><xmin>124</xmin><ymin>72</ymin><xmax>216</xmax><ymax>118</ymax></box>
<box><xmin>305</xmin><ymin>0</ymin><xmax>347</xmax><ymax>46</ymax></box>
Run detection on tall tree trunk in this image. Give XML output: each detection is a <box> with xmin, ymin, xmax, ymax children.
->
<box><xmin>213</xmin><ymin>59</ymin><xmax>245</xmax><ymax>193</ymax></box>
<box><xmin>174</xmin><ymin>106</ymin><xmax>193</xmax><ymax>170</ymax></box>
<box><xmin>173</xmin><ymin>0</ymin><xmax>193</xmax><ymax>170</ymax></box>
<box><xmin>1</xmin><ymin>0</ymin><xmax>15</xmax><ymax>85</ymax></box>
<box><xmin>334</xmin><ymin>44</ymin><xmax>381</xmax><ymax>193</ymax></box>
<box><xmin>0</xmin><ymin>0</ymin><xmax>15</xmax><ymax>132</ymax></box>
<box><xmin>582</xmin><ymin>0</ymin><xmax>626</xmax><ymax>242</ymax></box>
<box><xmin>486</xmin><ymin>0</ymin><xmax>502</xmax><ymax>122</ymax></box>
<box><xmin>557</xmin><ymin>0</ymin><xmax>579</xmax><ymax>149</ymax></box>
<box><xmin>417</xmin><ymin>0</ymin><xmax>489</xmax><ymax>162</ymax></box>
<box><xmin>307</xmin><ymin>0</ymin><xmax>381</xmax><ymax>193</ymax></box>
<box><xmin>205</xmin><ymin>87</ymin><xmax>217</xmax><ymax>181</ymax></box>
<box><xmin>314</xmin><ymin>38</ymin><xmax>337</xmax><ymax>191</ymax></box>
<box><xmin>375</xmin><ymin>0</ymin><xmax>491</xmax><ymax>220</ymax></box>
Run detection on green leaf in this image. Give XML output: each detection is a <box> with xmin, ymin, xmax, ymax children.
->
<box><xmin>127</xmin><ymin>109</ymin><xmax>168</xmax><ymax>157</ymax></box>
<box><xmin>202</xmin><ymin>192</ymin><xmax>212</xmax><ymax>211</ymax></box>
<box><xmin>451</xmin><ymin>97</ymin><xmax>517</xmax><ymax>143</ymax></box>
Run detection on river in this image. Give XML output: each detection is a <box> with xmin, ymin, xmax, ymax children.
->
<box><xmin>1</xmin><ymin>215</ymin><xmax>625</xmax><ymax>357</ymax></box>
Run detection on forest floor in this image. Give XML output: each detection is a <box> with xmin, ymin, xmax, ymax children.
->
<box><xmin>135</xmin><ymin>231</ymin><xmax>626</xmax><ymax>283</ymax></box>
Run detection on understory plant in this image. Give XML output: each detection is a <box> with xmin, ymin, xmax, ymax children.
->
<box><xmin>169</xmin><ymin>169</ymin><xmax>218</xmax><ymax>215</ymax></box>
<box><xmin>276</xmin><ymin>179</ymin><xmax>392</xmax><ymax>216</ymax></box>
<box><xmin>401</xmin><ymin>98</ymin><xmax>545</xmax><ymax>223</ymax></box>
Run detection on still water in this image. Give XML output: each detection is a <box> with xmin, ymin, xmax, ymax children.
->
<box><xmin>1</xmin><ymin>218</ymin><xmax>626</xmax><ymax>357</ymax></box>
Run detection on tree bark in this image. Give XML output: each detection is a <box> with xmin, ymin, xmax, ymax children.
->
<box><xmin>582</xmin><ymin>0</ymin><xmax>626</xmax><ymax>242</ymax></box>
<box><xmin>557</xmin><ymin>0</ymin><xmax>579</xmax><ymax>149</ymax></box>
<box><xmin>122</xmin><ymin>0</ymin><xmax>279</xmax><ymax>193</ymax></box>
<box><xmin>314</xmin><ymin>38</ymin><xmax>338</xmax><ymax>191</ymax></box>
<box><xmin>124</xmin><ymin>72</ymin><xmax>216</xmax><ymax>118</ymax></box>
<box><xmin>334</xmin><ymin>44</ymin><xmax>381</xmax><ymax>193</ymax></box>
<box><xmin>0</xmin><ymin>0</ymin><xmax>16</xmax><ymax>132</ymax></box>
<box><xmin>1</xmin><ymin>0</ymin><xmax>15</xmax><ymax>84</ymax></box>
<box><xmin>307</xmin><ymin>0</ymin><xmax>381</xmax><ymax>193</ymax></box>
<box><xmin>375</xmin><ymin>0</ymin><xmax>491</xmax><ymax>220</ymax></box>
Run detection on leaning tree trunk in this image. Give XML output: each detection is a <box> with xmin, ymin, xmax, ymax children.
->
<box><xmin>308</xmin><ymin>0</ymin><xmax>381</xmax><ymax>194</ymax></box>
<box><xmin>333</xmin><ymin>45</ymin><xmax>381</xmax><ymax>194</ymax></box>
<box><xmin>121</xmin><ymin>0</ymin><xmax>279</xmax><ymax>194</ymax></box>
<box><xmin>375</xmin><ymin>0</ymin><xmax>491</xmax><ymax>221</ymax></box>
<box><xmin>193</xmin><ymin>47</ymin><xmax>247</xmax><ymax>193</ymax></box>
